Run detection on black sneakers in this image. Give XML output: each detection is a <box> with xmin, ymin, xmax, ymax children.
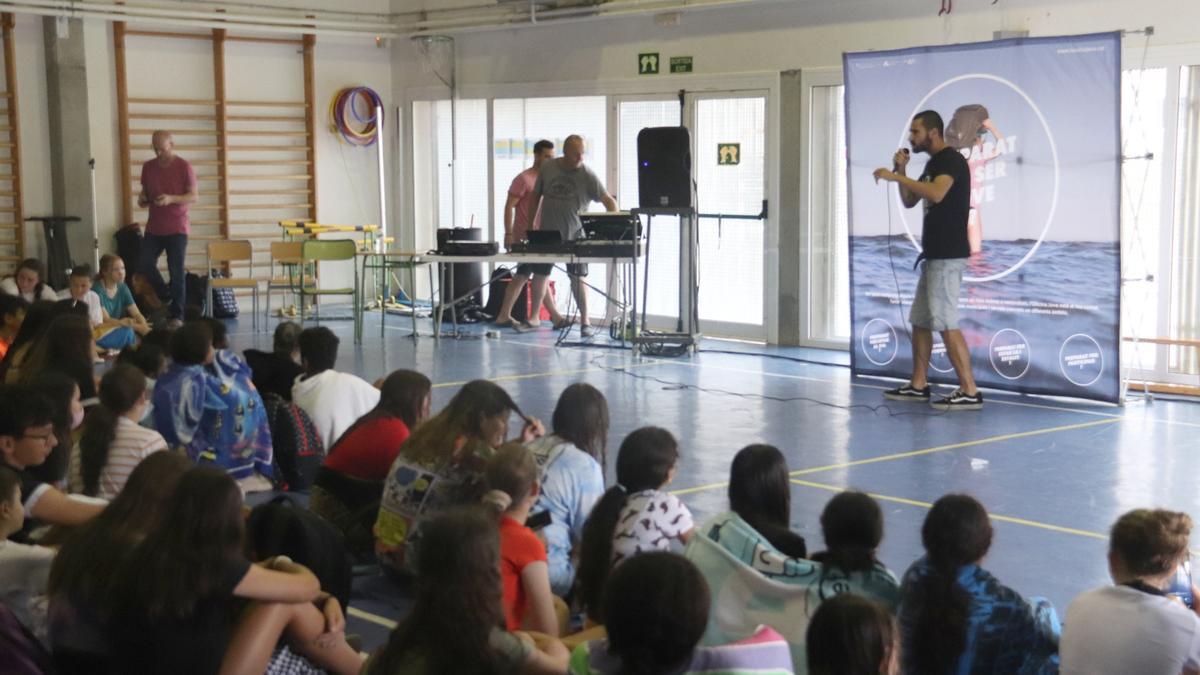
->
<box><xmin>883</xmin><ymin>383</ymin><xmax>931</xmax><ymax>401</ymax></box>
<box><xmin>930</xmin><ymin>388</ymin><xmax>984</xmax><ymax>411</ymax></box>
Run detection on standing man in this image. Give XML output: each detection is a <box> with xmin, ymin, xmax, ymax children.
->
<box><xmin>873</xmin><ymin>110</ymin><xmax>982</xmax><ymax>410</ymax></box>
<box><xmin>524</xmin><ymin>134</ymin><xmax>617</xmax><ymax>338</ymax></box>
<box><xmin>492</xmin><ymin>139</ymin><xmax>570</xmax><ymax>329</ymax></box>
<box><xmin>138</xmin><ymin>130</ymin><xmax>197</xmax><ymax>324</ymax></box>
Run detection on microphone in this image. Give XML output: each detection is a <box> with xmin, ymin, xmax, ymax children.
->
<box><xmin>894</xmin><ymin>148</ymin><xmax>910</xmax><ymax>171</ymax></box>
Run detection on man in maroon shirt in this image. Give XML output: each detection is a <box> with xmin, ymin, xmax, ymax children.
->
<box><xmin>138</xmin><ymin>130</ymin><xmax>197</xmax><ymax>322</ymax></box>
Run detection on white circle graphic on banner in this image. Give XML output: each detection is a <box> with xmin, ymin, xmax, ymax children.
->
<box><xmin>989</xmin><ymin>328</ymin><xmax>1031</xmax><ymax>380</ymax></box>
<box><xmin>894</xmin><ymin>73</ymin><xmax>1060</xmax><ymax>283</ymax></box>
<box><xmin>861</xmin><ymin>319</ymin><xmax>898</xmax><ymax>366</ymax></box>
<box><xmin>1059</xmin><ymin>333</ymin><xmax>1104</xmax><ymax>387</ymax></box>
<box><xmin>930</xmin><ymin>337</ymin><xmax>954</xmax><ymax>373</ymax></box>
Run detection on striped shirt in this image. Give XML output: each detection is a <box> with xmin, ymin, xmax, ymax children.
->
<box><xmin>69</xmin><ymin>416</ymin><xmax>168</xmax><ymax>499</ymax></box>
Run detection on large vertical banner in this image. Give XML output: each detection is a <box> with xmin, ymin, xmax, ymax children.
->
<box><xmin>845</xmin><ymin>33</ymin><xmax>1121</xmax><ymax>403</ymax></box>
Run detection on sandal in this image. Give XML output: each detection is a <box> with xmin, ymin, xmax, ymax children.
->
<box><xmin>552</xmin><ymin>317</ymin><xmax>576</xmax><ymax>330</ymax></box>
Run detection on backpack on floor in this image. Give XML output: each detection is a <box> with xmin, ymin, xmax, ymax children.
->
<box><xmin>208</xmin><ymin>269</ymin><xmax>240</xmax><ymax>319</ymax></box>
<box><xmin>261</xmin><ymin>392</ymin><xmax>325</xmax><ymax>492</ymax></box>
<box><xmin>247</xmin><ymin>495</ymin><xmax>353</xmax><ymax>610</ymax></box>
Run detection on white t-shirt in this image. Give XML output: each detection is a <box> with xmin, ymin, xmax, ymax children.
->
<box><xmin>0</xmin><ymin>539</ymin><xmax>54</xmax><ymax>642</ymax></box>
<box><xmin>1061</xmin><ymin>584</ymin><xmax>1200</xmax><ymax>675</ymax></box>
<box><xmin>291</xmin><ymin>369</ymin><xmax>380</xmax><ymax>451</ymax></box>
<box><xmin>68</xmin><ymin>416</ymin><xmax>168</xmax><ymax>500</ymax></box>
<box><xmin>58</xmin><ymin>288</ymin><xmax>103</xmax><ymax>327</ymax></box>
<box><xmin>611</xmin><ymin>489</ymin><xmax>694</xmax><ymax>564</ymax></box>
<box><xmin>0</xmin><ymin>277</ymin><xmax>58</xmax><ymax>304</ymax></box>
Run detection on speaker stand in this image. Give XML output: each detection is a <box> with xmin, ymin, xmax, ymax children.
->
<box><xmin>631</xmin><ymin>207</ymin><xmax>701</xmax><ymax>355</ymax></box>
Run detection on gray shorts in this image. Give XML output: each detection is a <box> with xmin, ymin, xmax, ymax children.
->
<box><xmin>909</xmin><ymin>258</ymin><xmax>967</xmax><ymax>331</ymax></box>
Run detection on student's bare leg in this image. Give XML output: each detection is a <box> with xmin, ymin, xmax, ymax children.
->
<box><xmin>220</xmin><ymin>601</ymin><xmax>363</xmax><ymax>675</ymax></box>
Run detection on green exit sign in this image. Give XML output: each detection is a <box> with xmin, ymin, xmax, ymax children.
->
<box><xmin>670</xmin><ymin>56</ymin><xmax>693</xmax><ymax>73</ymax></box>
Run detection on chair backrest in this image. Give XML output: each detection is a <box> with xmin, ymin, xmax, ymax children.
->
<box><xmin>302</xmin><ymin>239</ymin><xmax>356</xmax><ymax>263</ymax></box>
<box><xmin>270</xmin><ymin>240</ymin><xmax>304</xmax><ymax>263</ymax></box>
<box><xmin>208</xmin><ymin>239</ymin><xmax>253</xmax><ymax>264</ymax></box>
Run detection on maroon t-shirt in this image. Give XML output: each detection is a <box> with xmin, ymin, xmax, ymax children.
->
<box><xmin>140</xmin><ymin>156</ymin><xmax>196</xmax><ymax>236</ymax></box>
<box><xmin>322</xmin><ymin>416</ymin><xmax>411</xmax><ymax>482</ymax></box>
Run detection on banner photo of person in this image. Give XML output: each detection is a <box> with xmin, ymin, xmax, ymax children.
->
<box><xmin>844</xmin><ymin>32</ymin><xmax>1121</xmax><ymax>403</ymax></box>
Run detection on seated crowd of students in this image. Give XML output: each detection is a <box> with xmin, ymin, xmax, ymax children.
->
<box><xmin>3</xmin><ymin>256</ymin><xmax>1200</xmax><ymax>675</ymax></box>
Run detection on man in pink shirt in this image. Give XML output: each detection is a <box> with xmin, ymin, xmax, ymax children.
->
<box><xmin>492</xmin><ymin>139</ymin><xmax>569</xmax><ymax>329</ymax></box>
<box><xmin>138</xmin><ymin>130</ymin><xmax>197</xmax><ymax>322</ymax></box>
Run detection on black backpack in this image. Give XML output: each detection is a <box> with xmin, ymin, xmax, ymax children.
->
<box><xmin>246</xmin><ymin>496</ymin><xmax>353</xmax><ymax>610</ymax></box>
<box><xmin>261</xmin><ymin>392</ymin><xmax>325</xmax><ymax>492</ymax></box>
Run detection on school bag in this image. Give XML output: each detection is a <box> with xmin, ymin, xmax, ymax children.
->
<box><xmin>246</xmin><ymin>495</ymin><xmax>353</xmax><ymax>610</ymax></box>
<box><xmin>261</xmin><ymin>392</ymin><xmax>325</xmax><ymax>492</ymax></box>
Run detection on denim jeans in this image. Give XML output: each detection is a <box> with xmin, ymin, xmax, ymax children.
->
<box><xmin>140</xmin><ymin>232</ymin><xmax>187</xmax><ymax>319</ymax></box>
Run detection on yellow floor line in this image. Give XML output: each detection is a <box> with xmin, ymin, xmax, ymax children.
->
<box><xmin>790</xmin><ymin>417</ymin><xmax>1120</xmax><ymax>476</ymax></box>
<box><xmin>348</xmin><ymin>606</ymin><xmax>398</xmax><ymax>629</ymax></box>
<box><xmin>789</xmin><ymin>478</ymin><xmax>1109</xmax><ymax>541</ymax></box>
<box><xmin>432</xmin><ymin>359</ymin><xmax>668</xmax><ymax>389</ymax></box>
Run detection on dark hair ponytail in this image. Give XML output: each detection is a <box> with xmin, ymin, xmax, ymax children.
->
<box><xmin>577</xmin><ymin>426</ymin><xmax>679</xmax><ymax>621</ymax></box>
<box><xmin>812</xmin><ymin>490</ymin><xmax>884</xmax><ymax>574</ymax></box>
<box><xmin>909</xmin><ymin>494</ymin><xmax>993</xmax><ymax>675</ymax></box>
<box><xmin>79</xmin><ymin>364</ymin><xmax>147</xmax><ymax>496</ymax></box>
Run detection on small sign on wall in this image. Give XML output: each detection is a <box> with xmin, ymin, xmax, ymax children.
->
<box><xmin>717</xmin><ymin>143</ymin><xmax>741</xmax><ymax>165</ymax></box>
<box><xmin>638</xmin><ymin>52</ymin><xmax>660</xmax><ymax>75</ymax></box>
<box><xmin>670</xmin><ymin>56</ymin><xmax>693</xmax><ymax>73</ymax></box>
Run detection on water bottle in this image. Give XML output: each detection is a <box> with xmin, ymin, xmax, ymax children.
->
<box><xmin>1167</xmin><ymin>560</ymin><xmax>1193</xmax><ymax>609</ymax></box>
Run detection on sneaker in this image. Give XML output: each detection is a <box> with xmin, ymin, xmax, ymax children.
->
<box><xmin>579</xmin><ymin>324</ymin><xmax>597</xmax><ymax>338</ymax></box>
<box><xmin>514</xmin><ymin>320</ymin><xmax>540</xmax><ymax>333</ymax></box>
<box><xmin>883</xmin><ymin>383</ymin><xmax>931</xmax><ymax>401</ymax></box>
<box><xmin>931</xmin><ymin>388</ymin><xmax>984</xmax><ymax>411</ymax></box>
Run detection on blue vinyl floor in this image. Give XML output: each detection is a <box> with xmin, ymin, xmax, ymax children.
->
<box><xmin>228</xmin><ymin>312</ymin><xmax>1200</xmax><ymax>653</ymax></box>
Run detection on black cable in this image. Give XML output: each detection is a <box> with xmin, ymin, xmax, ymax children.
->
<box><xmin>696</xmin><ymin>348</ymin><xmax>851</xmax><ymax>369</ymax></box>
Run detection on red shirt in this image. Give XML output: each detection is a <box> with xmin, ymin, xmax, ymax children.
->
<box><xmin>141</xmin><ymin>156</ymin><xmax>196</xmax><ymax>236</ymax></box>
<box><xmin>499</xmin><ymin>515</ymin><xmax>547</xmax><ymax>631</ymax></box>
<box><xmin>322</xmin><ymin>416</ymin><xmax>411</xmax><ymax>482</ymax></box>
<box><xmin>508</xmin><ymin>167</ymin><xmax>542</xmax><ymax>242</ymax></box>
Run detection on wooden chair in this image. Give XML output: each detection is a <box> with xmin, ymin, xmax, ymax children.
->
<box><xmin>205</xmin><ymin>240</ymin><xmax>260</xmax><ymax>332</ymax></box>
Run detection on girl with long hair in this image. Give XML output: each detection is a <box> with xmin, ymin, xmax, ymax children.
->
<box><xmin>47</xmin><ymin>451</ymin><xmax>191</xmax><ymax>672</ymax></box>
<box><xmin>898</xmin><ymin>494</ymin><xmax>1059</xmax><ymax>674</ymax></box>
<box><xmin>365</xmin><ymin>507</ymin><xmax>568</xmax><ymax>675</ymax></box>
<box><xmin>728</xmin><ymin>444</ymin><xmax>807</xmax><ymax>558</ymax></box>
<box><xmin>375</xmin><ymin>379</ymin><xmax>543</xmax><ymax>575</ymax></box>
<box><xmin>93</xmin><ymin>253</ymin><xmax>151</xmax><ymax>336</ymax></box>
<box><xmin>17</xmin><ymin>313</ymin><xmax>98</xmax><ymax>402</ymax></box>
<box><xmin>0</xmin><ymin>299</ymin><xmax>55</xmax><ymax>384</ymax></box>
<box><xmin>525</xmin><ymin>383</ymin><xmax>609</xmax><ymax>597</ymax></box>
<box><xmin>69</xmin><ymin>364</ymin><xmax>167</xmax><ymax>499</ymax></box>
<box><xmin>109</xmin><ymin>465</ymin><xmax>364</xmax><ymax>675</ymax></box>
<box><xmin>483</xmin><ymin>443</ymin><xmax>559</xmax><ymax>635</ymax></box>
<box><xmin>810</xmin><ymin>491</ymin><xmax>901</xmax><ymax>610</ymax></box>
<box><xmin>576</xmin><ymin>427</ymin><xmax>693</xmax><ymax>622</ymax></box>
<box><xmin>807</xmin><ymin>594</ymin><xmax>899</xmax><ymax>675</ymax></box>
<box><xmin>0</xmin><ymin>258</ymin><xmax>57</xmax><ymax>303</ymax></box>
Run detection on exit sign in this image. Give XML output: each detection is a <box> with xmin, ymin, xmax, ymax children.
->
<box><xmin>670</xmin><ymin>56</ymin><xmax>693</xmax><ymax>73</ymax></box>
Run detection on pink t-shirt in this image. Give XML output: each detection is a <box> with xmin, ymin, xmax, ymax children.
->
<box><xmin>508</xmin><ymin>167</ymin><xmax>542</xmax><ymax>242</ymax></box>
<box><xmin>141</xmin><ymin>156</ymin><xmax>196</xmax><ymax>235</ymax></box>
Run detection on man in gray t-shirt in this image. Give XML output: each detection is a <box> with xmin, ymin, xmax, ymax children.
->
<box><xmin>522</xmin><ymin>134</ymin><xmax>617</xmax><ymax>338</ymax></box>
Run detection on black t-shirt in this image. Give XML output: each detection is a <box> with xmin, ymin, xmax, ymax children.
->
<box><xmin>243</xmin><ymin>349</ymin><xmax>304</xmax><ymax>402</ymax></box>
<box><xmin>918</xmin><ymin>146</ymin><xmax>972</xmax><ymax>259</ymax></box>
<box><xmin>110</xmin><ymin>557</ymin><xmax>252</xmax><ymax>675</ymax></box>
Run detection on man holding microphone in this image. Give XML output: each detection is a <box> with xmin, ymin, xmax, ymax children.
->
<box><xmin>872</xmin><ymin>110</ymin><xmax>982</xmax><ymax>410</ymax></box>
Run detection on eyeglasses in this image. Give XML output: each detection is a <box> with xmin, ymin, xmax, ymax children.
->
<box><xmin>19</xmin><ymin>431</ymin><xmax>56</xmax><ymax>445</ymax></box>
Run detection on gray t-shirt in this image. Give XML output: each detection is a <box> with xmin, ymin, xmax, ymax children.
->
<box><xmin>534</xmin><ymin>159</ymin><xmax>605</xmax><ymax>240</ymax></box>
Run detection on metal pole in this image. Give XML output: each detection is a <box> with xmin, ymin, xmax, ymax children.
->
<box><xmin>88</xmin><ymin>157</ymin><xmax>99</xmax><ymax>269</ymax></box>
<box><xmin>375</xmin><ymin>104</ymin><xmax>386</xmax><ymax>254</ymax></box>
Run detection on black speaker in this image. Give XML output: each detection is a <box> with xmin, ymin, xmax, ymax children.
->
<box><xmin>637</xmin><ymin>127</ymin><xmax>692</xmax><ymax>209</ymax></box>
<box><xmin>436</xmin><ymin>227</ymin><xmax>484</xmax><ymax>322</ymax></box>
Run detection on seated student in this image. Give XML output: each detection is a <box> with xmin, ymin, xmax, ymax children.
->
<box><xmin>92</xmin><ymin>254</ymin><xmax>150</xmax><ymax>337</ymax></box>
<box><xmin>244</xmin><ymin>321</ymin><xmax>304</xmax><ymax>401</ymax></box>
<box><xmin>577</xmin><ymin>427</ymin><xmax>693</xmax><ymax>623</ymax></box>
<box><xmin>569</xmin><ymin>552</ymin><xmax>794</xmax><ymax>675</ymax></box>
<box><xmin>292</xmin><ymin>326</ymin><xmax>380</xmax><ymax>450</ymax></box>
<box><xmin>899</xmin><ymin>494</ymin><xmax>1060</xmax><ymax>675</ymax></box>
<box><xmin>483</xmin><ymin>443</ymin><xmax>559</xmax><ymax>636</ymax></box>
<box><xmin>311</xmin><ymin>369</ymin><xmax>431</xmax><ymax>559</ymax></box>
<box><xmin>0</xmin><ymin>385</ymin><xmax>103</xmax><ymax>541</ymax></box>
<box><xmin>152</xmin><ymin>321</ymin><xmax>273</xmax><ymax>482</ymax></box>
<box><xmin>69</xmin><ymin>364</ymin><xmax>166</xmax><ymax>500</ymax></box>
<box><xmin>48</xmin><ymin>451</ymin><xmax>191</xmax><ymax>673</ymax></box>
<box><xmin>0</xmin><ymin>258</ymin><xmax>57</xmax><ymax>303</ymax></box>
<box><xmin>25</xmin><ymin>372</ymin><xmax>85</xmax><ymax>490</ymax></box>
<box><xmin>0</xmin><ymin>294</ymin><xmax>26</xmax><ymax>361</ymax></box>
<box><xmin>722</xmin><ymin>444</ymin><xmax>808</xmax><ymax>559</ymax></box>
<box><xmin>1061</xmin><ymin>509</ymin><xmax>1200</xmax><ymax>675</ymax></box>
<box><xmin>809</xmin><ymin>491</ymin><xmax>901</xmax><ymax>610</ymax></box>
<box><xmin>806</xmin><ymin>594</ymin><xmax>898</xmax><ymax>675</ymax></box>
<box><xmin>60</xmin><ymin>264</ymin><xmax>136</xmax><ymax>352</ymax></box>
<box><xmin>375</xmin><ymin>379</ymin><xmax>543</xmax><ymax>576</ymax></box>
<box><xmin>364</xmin><ymin>507</ymin><xmax>569</xmax><ymax>675</ymax></box>
<box><xmin>15</xmin><ymin>313</ymin><xmax>98</xmax><ymax>404</ymax></box>
<box><xmin>108</xmin><ymin>466</ymin><xmax>364</xmax><ymax>675</ymax></box>
<box><xmin>0</xmin><ymin>300</ymin><xmax>55</xmax><ymax>385</ymax></box>
<box><xmin>0</xmin><ymin>465</ymin><xmax>55</xmax><ymax>643</ymax></box>
<box><xmin>525</xmin><ymin>383</ymin><xmax>608</xmax><ymax>598</ymax></box>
